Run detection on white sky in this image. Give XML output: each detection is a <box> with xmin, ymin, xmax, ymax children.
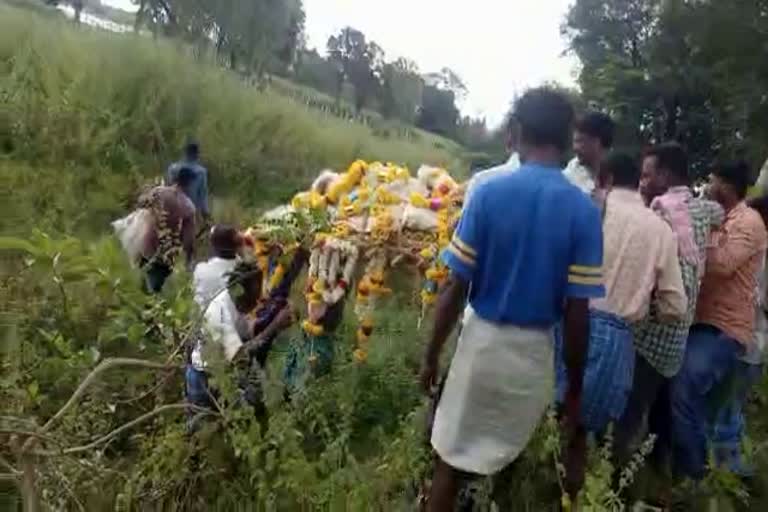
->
<box><xmin>304</xmin><ymin>0</ymin><xmax>578</xmax><ymax>125</ymax></box>
<box><xmin>104</xmin><ymin>0</ymin><xmax>578</xmax><ymax>126</ymax></box>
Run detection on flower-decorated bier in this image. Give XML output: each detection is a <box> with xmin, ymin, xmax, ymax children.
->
<box><xmin>244</xmin><ymin>159</ymin><xmax>466</xmax><ymax>363</ymax></box>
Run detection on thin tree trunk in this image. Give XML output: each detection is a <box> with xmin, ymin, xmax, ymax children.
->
<box><xmin>20</xmin><ymin>455</ymin><xmax>38</xmax><ymax>512</ymax></box>
<box><xmin>134</xmin><ymin>0</ymin><xmax>146</xmax><ymax>33</ymax></box>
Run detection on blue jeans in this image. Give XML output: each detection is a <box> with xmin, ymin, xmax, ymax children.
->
<box><xmin>671</xmin><ymin>324</ymin><xmax>744</xmax><ymax>479</ymax></box>
<box><xmin>710</xmin><ymin>362</ymin><xmax>763</xmax><ymax>475</ymax></box>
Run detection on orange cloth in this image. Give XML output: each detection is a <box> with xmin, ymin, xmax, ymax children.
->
<box><xmin>696</xmin><ymin>202</ymin><xmax>768</xmax><ymax>345</ymax></box>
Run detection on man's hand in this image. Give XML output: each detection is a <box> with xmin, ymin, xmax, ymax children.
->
<box><xmin>562</xmin><ymin>389</ymin><xmax>586</xmax><ymax>498</ymax></box>
<box><xmin>419</xmin><ymin>353</ymin><xmax>439</xmax><ymax>396</ymax></box>
<box><xmin>274</xmin><ymin>304</ymin><xmax>296</xmax><ymax>330</ymax></box>
<box><xmin>564</xmin><ymin>425</ymin><xmax>587</xmax><ymax>498</ymax></box>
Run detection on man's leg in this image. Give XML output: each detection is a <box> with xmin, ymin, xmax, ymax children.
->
<box><xmin>144</xmin><ymin>261</ymin><xmax>172</xmax><ymax>294</ymax></box>
<box><xmin>185</xmin><ymin>365</ymin><xmax>215</xmax><ymax>433</ymax></box>
<box><xmin>648</xmin><ymin>379</ymin><xmax>673</xmax><ymax>471</ymax></box>
<box><xmin>428</xmin><ymin>456</ymin><xmax>464</xmax><ymax>512</ymax></box>
<box><xmin>614</xmin><ymin>353</ymin><xmax>666</xmax><ymax>464</ymax></box>
<box><xmin>670</xmin><ymin>326</ymin><xmax>742</xmax><ymax>479</ymax></box>
<box><xmin>711</xmin><ymin>363</ymin><xmax>763</xmax><ymax>475</ymax></box>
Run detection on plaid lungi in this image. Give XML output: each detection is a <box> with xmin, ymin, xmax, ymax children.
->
<box><xmin>555</xmin><ymin>309</ymin><xmax>635</xmax><ymax>433</ymax></box>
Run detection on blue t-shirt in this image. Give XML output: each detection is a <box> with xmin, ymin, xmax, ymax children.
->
<box><xmin>443</xmin><ymin>162</ymin><xmax>605</xmax><ymax>327</ymax></box>
<box><xmin>167</xmin><ymin>160</ymin><xmax>209</xmax><ymax>216</ymax></box>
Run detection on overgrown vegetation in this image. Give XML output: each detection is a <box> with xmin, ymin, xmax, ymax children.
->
<box><xmin>2</xmin><ymin>2</ymin><xmax>768</xmax><ymax>511</ymax></box>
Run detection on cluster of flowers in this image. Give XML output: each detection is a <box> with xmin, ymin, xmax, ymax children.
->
<box><xmin>250</xmin><ymin>159</ymin><xmax>465</xmax><ymax>362</ymax></box>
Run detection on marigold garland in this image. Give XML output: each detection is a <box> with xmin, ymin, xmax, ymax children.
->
<box><xmin>249</xmin><ymin>158</ymin><xmax>467</xmax><ymax>360</ymax></box>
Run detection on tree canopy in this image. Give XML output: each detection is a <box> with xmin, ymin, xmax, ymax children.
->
<box><xmin>565</xmin><ymin>0</ymin><xmax>768</xmax><ymax>179</ymax></box>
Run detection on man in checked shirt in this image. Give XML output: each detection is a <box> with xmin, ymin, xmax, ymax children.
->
<box><xmin>614</xmin><ymin>143</ymin><xmax>724</xmax><ymax>469</ymax></box>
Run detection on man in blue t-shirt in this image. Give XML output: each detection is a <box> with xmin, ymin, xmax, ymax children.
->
<box><xmin>167</xmin><ymin>141</ymin><xmax>210</xmax><ymax>221</ymax></box>
<box><xmin>420</xmin><ymin>88</ymin><xmax>604</xmax><ymax>511</ymax></box>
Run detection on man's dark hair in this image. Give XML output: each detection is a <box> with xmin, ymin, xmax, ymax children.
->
<box><xmin>184</xmin><ymin>140</ymin><xmax>200</xmax><ymax>160</ymax></box>
<box><xmin>512</xmin><ymin>88</ymin><xmax>574</xmax><ymax>153</ymax></box>
<box><xmin>601</xmin><ymin>152</ymin><xmax>640</xmax><ymax>188</ymax></box>
<box><xmin>175</xmin><ymin>166</ymin><xmax>195</xmax><ymax>188</ymax></box>
<box><xmin>713</xmin><ymin>160</ymin><xmax>752</xmax><ymax>199</ymax></box>
<box><xmin>575</xmin><ymin>112</ymin><xmax>615</xmax><ymax>149</ymax></box>
<box><xmin>210</xmin><ymin>225</ymin><xmax>240</xmax><ymax>259</ymax></box>
<box><xmin>644</xmin><ymin>143</ymin><xmax>689</xmax><ymax>184</ymax></box>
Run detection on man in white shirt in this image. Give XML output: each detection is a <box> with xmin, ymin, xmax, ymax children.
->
<box><xmin>465</xmin><ymin>117</ymin><xmax>521</xmax><ymax>205</ymax></box>
<box><xmin>186</xmin><ymin>261</ymin><xmax>294</xmax><ymax>427</ymax></box>
<box><xmin>193</xmin><ymin>225</ymin><xmax>241</xmax><ymax>307</ymax></box>
<box><xmin>186</xmin><ymin>227</ymin><xmax>295</xmax><ymax>427</ymax></box>
<box><xmin>563</xmin><ymin>112</ymin><xmax>615</xmax><ymax>195</ymax></box>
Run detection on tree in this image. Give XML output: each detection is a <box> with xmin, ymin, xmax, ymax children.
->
<box><xmin>424</xmin><ymin>67</ymin><xmax>467</xmax><ymax>100</ymax></box>
<box><xmin>132</xmin><ymin>0</ymin><xmax>305</xmax><ymax>76</ymax></box>
<box><xmin>379</xmin><ymin>58</ymin><xmax>423</xmax><ymax>123</ymax></box>
<box><xmin>294</xmin><ymin>49</ymin><xmax>340</xmax><ymax>98</ymax></box>
<box><xmin>43</xmin><ymin>0</ymin><xmax>84</xmax><ymax>23</ymax></box>
<box><xmin>327</xmin><ymin>27</ymin><xmax>384</xmax><ymax>112</ymax></box>
<box><xmin>416</xmin><ymin>85</ymin><xmax>459</xmax><ymax>136</ymax></box>
<box><xmin>565</xmin><ymin>0</ymin><xmax>768</xmax><ymax>178</ymax></box>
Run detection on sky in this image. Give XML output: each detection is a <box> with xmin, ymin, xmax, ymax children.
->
<box><xmin>303</xmin><ymin>0</ymin><xmax>578</xmax><ymax>125</ymax></box>
<box><xmin>104</xmin><ymin>0</ymin><xmax>578</xmax><ymax>126</ymax></box>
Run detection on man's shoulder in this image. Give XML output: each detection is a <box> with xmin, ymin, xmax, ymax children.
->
<box><xmin>742</xmin><ymin>205</ymin><xmax>768</xmax><ymax>234</ymax></box>
<box><xmin>180</xmin><ymin>194</ymin><xmax>196</xmax><ymax>215</ymax></box>
<box><xmin>640</xmin><ymin>206</ymin><xmax>676</xmax><ymax>237</ymax></box>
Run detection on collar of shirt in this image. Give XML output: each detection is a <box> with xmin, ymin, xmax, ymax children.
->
<box><xmin>607</xmin><ymin>187</ymin><xmax>644</xmax><ymax>206</ymax></box>
<box><xmin>563</xmin><ymin>158</ymin><xmax>595</xmax><ymax>194</ymax></box>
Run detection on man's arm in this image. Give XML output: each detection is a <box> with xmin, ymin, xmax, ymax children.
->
<box><xmin>655</xmin><ymin>227</ymin><xmax>687</xmax><ymax>321</ymax></box>
<box><xmin>420</xmin><ymin>275</ymin><xmax>468</xmax><ymax>394</ymax></box>
<box><xmin>197</xmin><ymin>167</ymin><xmax>210</xmax><ymax>219</ymax></box>
<box><xmin>166</xmin><ymin>163</ymin><xmax>178</xmax><ymax>187</ymax></box>
<box><xmin>420</xmin><ymin>185</ymin><xmax>484</xmax><ymax>394</ymax></box>
<box><xmin>181</xmin><ymin>211</ymin><xmax>196</xmax><ymax>268</ymax></box>
<box><xmin>706</xmin><ymin>215</ymin><xmax>765</xmax><ymax>277</ymax></box>
<box><xmin>561</xmin><ymin>200</ymin><xmax>604</xmax><ymax>497</ymax></box>
<box><xmin>563</xmin><ymin>297</ymin><xmax>589</xmax><ymax>408</ymax></box>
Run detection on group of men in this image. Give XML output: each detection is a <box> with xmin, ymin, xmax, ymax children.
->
<box><xmin>421</xmin><ymin>87</ymin><xmax>768</xmax><ymax>510</ymax></box>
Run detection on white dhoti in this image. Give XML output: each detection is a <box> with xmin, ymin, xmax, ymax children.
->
<box><xmin>431</xmin><ymin>307</ymin><xmax>554</xmax><ymax>475</ymax></box>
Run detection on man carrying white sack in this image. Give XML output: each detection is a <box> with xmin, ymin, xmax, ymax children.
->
<box><xmin>420</xmin><ymin>87</ymin><xmax>604</xmax><ymax>511</ymax></box>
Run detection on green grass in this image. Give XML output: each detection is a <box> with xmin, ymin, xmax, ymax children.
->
<box><xmin>3</xmin><ymin>3</ymin><xmax>768</xmax><ymax>511</ymax></box>
<box><xmin>0</xmin><ymin>2</ymin><xmax>467</xmax><ymax>227</ymax></box>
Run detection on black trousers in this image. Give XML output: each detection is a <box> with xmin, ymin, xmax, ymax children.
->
<box><xmin>140</xmin><ymin>257</ymin><xmax>172</xmax><ymax>294</ymax></box>
<box><xmin>614</xmin><ymin>353</ymin><xmax>672</xmax><ymax>468</ymax></box>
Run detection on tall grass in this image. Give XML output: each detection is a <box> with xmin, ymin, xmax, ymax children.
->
<box><xmin>0</xmin><ymin>2</ymin><xmax>467</xmax><ymax>219</ymax></box>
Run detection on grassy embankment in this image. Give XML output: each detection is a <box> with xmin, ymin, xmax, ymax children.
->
<box><xmin>3</xmin><ymin>3</ymin><xmax>768</xmax><ymax>511</ymax></box>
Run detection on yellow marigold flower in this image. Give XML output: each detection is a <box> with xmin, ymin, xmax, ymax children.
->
<box><xmin>312</xmin><ymin>279</ymin><xmax>326</xmax><ymax>293</ymax></box>
<box><xmin>309</xmin><ymin>191</ymin><xmax>326</xmax><ymax>210</ymax></box>
<box><xmin>302</xmin><ymin>320</ymin><xmax>324</xmax><ymax>337</ymax></box>
<box><xmin>356</xmin><ymin>327</ymin><xmax>371</xmax><ymax>345</ymax></box>
<box><xmin>420</xmin><ymin>247</ymin><xmax>436</xmax><ymax>260</ymax></box>
<box><xmin>410</xmin><ymin>192</ymin><xmax>430</xmax><ymax>209</ymax></box>
<box><xmin>421</xmin><ymin>290</ymin><xmax>437</xmax><ymax>305</ymax></box>
<box><xmin>268</xmin><ymin>264</ymin><xmax>285</xmax><ymax>291</ymax></box>
<box><xmin>291</xmin><ymin>191</ymin><xmax>311</xmax><ymax>209</ymax></box>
